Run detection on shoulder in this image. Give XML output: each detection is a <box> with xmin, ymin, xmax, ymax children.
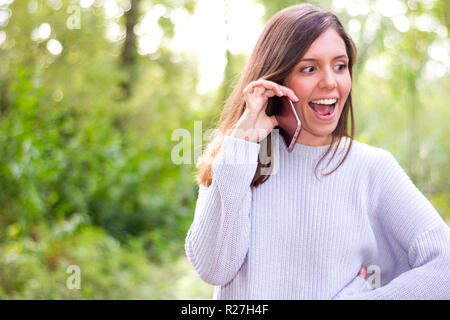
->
<box><xmin>347</xmin><ymin>139</ymin><xmax>394</xmax><ymax>164</ymax></box>
<box><xmin>351</xmin><ymin>140</ymin><xmax>413</xmax><ymax>193</ymax></box>
<box><xmin>347</xmin><ymin>139</ymin><xmax>402</xmax><ymax>178</ymax></box>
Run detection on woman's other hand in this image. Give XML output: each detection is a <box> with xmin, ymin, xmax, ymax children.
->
<box><xmin>357</xmin><ymin>266</ymin><xmax>367</xmax><ymax>279</ymax></box>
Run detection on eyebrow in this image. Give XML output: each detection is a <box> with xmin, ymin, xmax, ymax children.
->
<box><xmin>300</xmin><ymin>55</ymin><xmax>348</xmax><ymax>62</ymax></box>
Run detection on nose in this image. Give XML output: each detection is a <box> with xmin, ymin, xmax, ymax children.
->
<box><xmin>318</xmin><ymin>68</ymin><xmax>337</xmax><ymax>90</ymax></box>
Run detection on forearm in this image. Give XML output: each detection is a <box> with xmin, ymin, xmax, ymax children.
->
<box><xmin>334</xmin><ymin>225</ymin><xmax>450</xmax><ymax>300</ymax></box>
<box><xmin>185</xmin><ymin>136</ymin><xmax>260</xmax><ymax>286</ymax></box>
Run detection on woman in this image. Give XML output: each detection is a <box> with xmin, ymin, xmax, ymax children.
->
<box><xmin>185</xmin><ymin>4</ymin><xmax>450</xmax><ymax>299</ymax></box>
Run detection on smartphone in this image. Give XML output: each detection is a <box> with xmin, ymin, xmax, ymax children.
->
<box><xmin>265</xmin><ymin>95</ymin><xmax>301</xmax><ymax>151</ymax></box>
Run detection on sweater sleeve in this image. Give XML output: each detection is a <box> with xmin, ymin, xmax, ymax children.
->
<box><xmin>334</xmin><ymin>151</ymin><xmax>450</xmax><ymax>299</ymax></box>
<box><xmin>185</xmin><ymin>135</ymin><xmax>261</xmax><ymax>286</ymax></box>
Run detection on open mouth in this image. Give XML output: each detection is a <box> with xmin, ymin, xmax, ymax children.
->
<box><xmin>308</xmin><ymin>99</ymin><xmax>338</xmax><ymax>117</ymax></box>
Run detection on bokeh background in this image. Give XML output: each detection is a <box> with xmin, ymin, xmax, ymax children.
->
<box><xmin>0</xmin><ymin>0</ymin><xmax>448</xmax><ymax>299</ymax></box>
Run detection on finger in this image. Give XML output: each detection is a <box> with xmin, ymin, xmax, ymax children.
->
<box><xmin>270</xmin><ymin>115</ymin><xmax>278</xmax><ymax>127</ymax></box>
<box><xmin>242</xmin><ymin>83</ymin><xmax>254</xmax><ymax>95</ymax></box>
<box><xmin>278</xmin><ymin>86</ymin><xmax>299</xmax><ymax>102</ymax></box>
<box><xmin>287</xmin><ymin>89</ymin><xmax>299</xmax><ymax>102</ymax></box>
<box><xmin>243</xmin><ymin>80</ymin><xmax>265</xmax><ymax>95</ymax></box>
<box><xmin>255</xmin><ymin>86</ymin><xmax>275</xmax><ymax>97</ymax></box>
<box><xmin>263</xmin><ymin>89</ymin><xmax>276</xmax><ymax>98</ymax></box>
<box><xmin>253</xmin><ymin>86</ymin><xmax>273</xmax><ymax>97</ymax></box>
<box><xmin>261</xmin><ymin>80</ymin><xmax>284</xmax><ymax>96</ymax></box>
<box><xmin>357</xmin><ymin>266</ymin><xmax>367</xmax><ymax>279</ymax></box>
<box><xmin>256</xmin><ymin>79</ymin><xmax>299</xmax><ymax>101</ymax></box>
<box><xmin>242</xmin><ymin>82</ymin><xmax>255</xmax><ymax>95</ymax></box>
<box><xmin>247</xmin><ymin>79</ymin><xmax>281</xmax><ymax>95</ymax></box>
<box><xmin>253</xmin><ymin>85</ymin><xmax>283</xmax><ymax>100</ymax></box>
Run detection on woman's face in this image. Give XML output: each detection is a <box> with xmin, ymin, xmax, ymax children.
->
<box><xmin>283</xmin><ymin>28</ymin><xmax>352</xmax><ymax>146</ymax></box>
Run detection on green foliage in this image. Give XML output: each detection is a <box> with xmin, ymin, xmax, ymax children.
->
<box><xmin>0</xmin><ymin>63</ymin><xmax>198</xmax><ymax>261</ymax></box>
<box><xmin>0</xmin><ymin>1</ymin><xmax>201</xmax><ymax>266</ymax></box>
<box><xmin>0</xmin><ymin>221</ymin><xmax>212</xmax><ymax>299</ymax></box>
<box><xmin>0</xmin><ymin>0</ymin><xmax>448</xmax><ymax>299</ymax></box>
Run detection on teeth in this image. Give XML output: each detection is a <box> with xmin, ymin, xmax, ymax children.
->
<box><xmin>310</xmin><ymin>98</ymin><xmax>337</xmax><ymax>105</ymax></box>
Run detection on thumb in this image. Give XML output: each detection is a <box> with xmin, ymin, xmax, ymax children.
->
<box><xmin>270</xmin><ymin>115</ymin><xmax>278</xmax><ymax>127</ymax></box>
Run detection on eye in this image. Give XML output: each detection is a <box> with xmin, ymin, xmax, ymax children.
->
<box><xmin>335</xmin><ymin>63</ymin><xmax>348</xmax><ymax>71</ymax></box>
<box><xmin>301</xmin><ymin>66</ymin><xmax>315</xmax><ymax>73</ymax></box>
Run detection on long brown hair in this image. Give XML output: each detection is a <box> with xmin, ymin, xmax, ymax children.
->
<box><xmin>196</xmin><ymin>3</ymin><xmax>357</xmax><ymax>188</ymax></box>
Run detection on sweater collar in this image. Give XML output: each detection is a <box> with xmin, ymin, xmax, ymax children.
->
<box><xmin>276</xmin><ymin>131</ymin><xmax>353</xmax><ymax>159</ymax></box>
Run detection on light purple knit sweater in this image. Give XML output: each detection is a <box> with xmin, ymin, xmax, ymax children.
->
<box><xmin>185</xmin><ymin>132</ymin><xmax>450</xmax><ymax>299</ymax></box>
